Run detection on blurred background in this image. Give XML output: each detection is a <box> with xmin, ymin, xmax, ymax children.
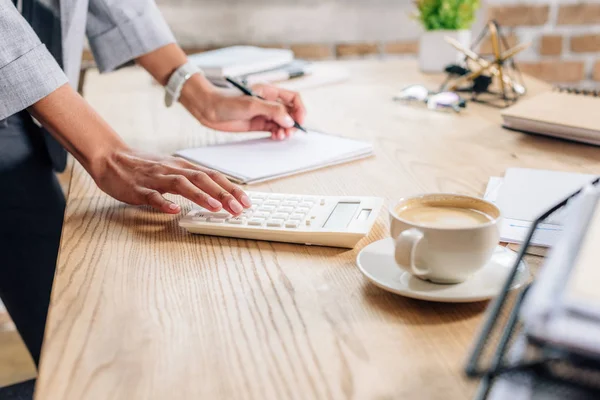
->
<box><xmin>137</xmin><ymin>0</ymin><xmax>600</xmax><ymax>88</ymax></box>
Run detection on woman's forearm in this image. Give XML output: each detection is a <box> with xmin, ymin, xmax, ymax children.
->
<box><xmin>28</xmin><ymin>83</ymin><xmax>128</xmax><ymax>178</ymax></box>
<box><xmin>136</xmin><ymin>43</ymin><xmax>192</xmax><ymax>86</ymax></box>
<box><xmin>27</xmin><ymin>82</ymin><xmax>250</xmax><ymax>215</ymax></box>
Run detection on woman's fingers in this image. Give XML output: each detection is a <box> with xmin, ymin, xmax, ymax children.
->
<box><xmin>183</xmin><ymin>170</ymin><xmax>246</xmax><ymax>214</ymax></box>
<box><xmin>204</xmin><ymin>169</ymin><xmax>252</xmax><ymax>208</ymax></box>
<box><xmin>93</xmin><ymin>149</ymin><xmax>252</xmax><ymax>215</ymax></box>
<box><xmin>140</xmin><ymin>161</ymin><xmax>249</xmax><ymax>215</ymax></box>
<box><xmin>156</xmin><ymin>174</ymin><xmax>227</xmax><ymax>212</ymax></box>
<box><xmin>171</xmin><ymin>159</ymin><xmax>251</xmax><ymax>210</ymax></box>
<box><xmin>253</xmin><ymin>85</ymin><xmax>307</xmax><ymax>124</ymax></box>
<box><xmin>138</xmin><ymin>189</ymin><xmax>181</xmax><ymax>214</ymax></box>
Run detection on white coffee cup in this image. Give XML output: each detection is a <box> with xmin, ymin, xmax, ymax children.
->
<box><xmin>390</xmin><ymin>193</ymin><xmax>501</xmax><ymax>284</ymax></box>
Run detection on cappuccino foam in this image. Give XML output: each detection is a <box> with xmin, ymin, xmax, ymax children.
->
<box><xmin>396</xmin><ymin>205</ymin><xmax>493</xmax><ymax>228</ymax></box>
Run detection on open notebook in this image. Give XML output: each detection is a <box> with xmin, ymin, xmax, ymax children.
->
<box><xmin>502</xmin><ymin>89</ymin><xmax>600</xmax><ymax>146</ymax></box>
<box><xmin>175</xmin><ymin>131</ymin><xmax>374</xmax><ymax>184</ymax></box>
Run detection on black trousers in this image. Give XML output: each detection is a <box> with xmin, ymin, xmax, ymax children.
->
<box><xmin>0</xmin><ymin>112</ymin><xmax>65</xmax><ymax>368</ymax></box>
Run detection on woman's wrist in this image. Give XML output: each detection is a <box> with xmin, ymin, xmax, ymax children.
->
<box><xmin>178</xmin><ymin>73</ymin><xmax>221</xmax><ymax>124</ymax></box>
<box><xmin>29</xmin><ymin>84</ymin><xmax>131</xmax><ymax>181</ymax></box>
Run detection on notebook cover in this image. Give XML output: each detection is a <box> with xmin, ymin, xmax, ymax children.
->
<box><xmin>501</xmin><ymin>91</ymin><xmax>600</xmax><ymax>138</ymax></box>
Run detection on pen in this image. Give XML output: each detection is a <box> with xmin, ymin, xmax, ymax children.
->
<box><xmin>225</xmin><ymin>77</ymin><xmax>307</xmax><ymax>133</ymax></box>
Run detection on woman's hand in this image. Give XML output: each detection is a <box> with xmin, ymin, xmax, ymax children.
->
<box><xmin>92</xmin><ymin>147</ymin><xmax>251</xmax><ymax>215</ymax></box>
<box><xmin>179</xmin><ymin>75</ymin><xmax>307</xmax><ymax>140</ymax></box>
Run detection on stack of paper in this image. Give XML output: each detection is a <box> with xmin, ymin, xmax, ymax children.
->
<box><xmin>187</xmin><ymin>46</ymin><xmax>349</xmax><ymax>89</ymax></box>
<box><xmin>484</xmin><ymin>168</ymin><xmax>597</xmax><ymax>248</ymax></box>
<box><xmin>188</xmin><ymin>46</ymin><xmax>316</xmax><ymax>87</ymax></box>
<box><xmin>521</xmin><ymin>184</ymin><xmax>600</xmax><ymax>359</ymax></box>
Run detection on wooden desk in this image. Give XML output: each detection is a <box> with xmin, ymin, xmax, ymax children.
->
<box><xmin>36</xmin><ymin>60</ymin><xmax>600</xmax><ymax>399</ymax></box>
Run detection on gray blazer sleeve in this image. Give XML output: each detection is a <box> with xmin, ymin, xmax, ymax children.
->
<box><xmin>0</xmin><ymin>0</ymin><xmax>68</xmax><ymax>121</ymax></box>
<box><xmin>86</xmin><ymin>0</ymin><xmax>176</xmax><ymax>72</ymax></box>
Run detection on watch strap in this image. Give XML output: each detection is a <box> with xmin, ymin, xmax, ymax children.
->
<box><xmin>164</xmin><ymin>62</ymin><xmax>203</xmax><ymax>107</ymax></box>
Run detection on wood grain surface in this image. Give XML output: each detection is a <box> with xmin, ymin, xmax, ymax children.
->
<box><xmin>35</xmin><ymin>60</ymin><xmax>600</xmax><ymax>399</ymax></box>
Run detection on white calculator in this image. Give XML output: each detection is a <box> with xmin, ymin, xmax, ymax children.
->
<box><xmin>179</xmin><ymin>192</ymin><xmax>384</xmax><ymax>248</ymax></box>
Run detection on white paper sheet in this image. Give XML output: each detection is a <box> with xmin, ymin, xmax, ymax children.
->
<box><xmin>175</xmin><ymin>131</ymin><xmax>373</xmax><ymax>184</ymax></box>
<box><xmin>484</xmin><ymin>177</ymin><xmax>563</xmax><ymax>247</ymax></box>
<box><xmin>497</xmin><ymin>168</ymin><xmax>596</xmax><ymax>224</ymax></box>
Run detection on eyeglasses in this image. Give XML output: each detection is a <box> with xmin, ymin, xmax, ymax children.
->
<box><xmin>393</xmin><ymin>85</ymin><xmax>467</xmax><ymax>113</ymax></box>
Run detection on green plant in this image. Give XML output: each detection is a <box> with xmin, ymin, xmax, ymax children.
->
<box><xmin>415</xmin><ymin>0</ymin><xmax>480</xmax><ymax>31</ymax></box>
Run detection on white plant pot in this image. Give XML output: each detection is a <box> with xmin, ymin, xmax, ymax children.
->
<box><xmin>419</xmin><ymin>30</ymin><xmax>471</xmax><ymax>73</ymax></box>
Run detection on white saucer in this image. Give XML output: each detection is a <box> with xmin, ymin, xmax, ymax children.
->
<box><xmin>356</xmin><ymin>238</ymin><xmax>530</xmax><ymax>303</ymax></box>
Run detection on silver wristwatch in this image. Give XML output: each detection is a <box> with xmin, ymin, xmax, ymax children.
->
<box><xmin>164</xmin><ymin>62</ymin><xmax>204</xmax><ymax>107</ymax></box>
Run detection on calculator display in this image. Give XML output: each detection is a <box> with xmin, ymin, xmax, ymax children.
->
<box><xmin>322</xmin><ymin>202</ymin><xmax>360</xmax><ymax>229</ymax></box>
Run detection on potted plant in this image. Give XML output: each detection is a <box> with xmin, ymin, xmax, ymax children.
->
<box><xmin>415</xmin><ymin>0</ymin><xmax>480</xmax><ymax>73</ymax></box>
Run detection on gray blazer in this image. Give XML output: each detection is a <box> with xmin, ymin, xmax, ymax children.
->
<box><xmin>0</xmin><ymin>0</ymin><xmax>175</xmax><ymax>170</ymax></box>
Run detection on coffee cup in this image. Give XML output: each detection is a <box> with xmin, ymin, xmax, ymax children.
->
<box><xmin>389</xmin><ymin>193</ymin><xmax>501</xmax><ymax>284</ymax></box>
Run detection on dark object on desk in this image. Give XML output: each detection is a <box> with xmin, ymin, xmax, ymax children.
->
<box><xmin>440</xmin><ymin>20</ymin><xmax>528</xmax><ymax>108</ymax></box>
<box><xmin>0</xmin><ymin>379</ymin><xmax>35</xmax><ymax>400</ymax></box>
<box><xmin>443</xmin><ymin>64</ymin><xmax>494</xmax><ymax>94</ymax></box>
<box><xmin>465</xmin><ymin>178</ymin><xmax>600</xmax><ymax>400</ymax></box>
<box><xmin>224</xmin><ymin>77</ymin><xmax>307</xmax><ymax>133</ymax></box>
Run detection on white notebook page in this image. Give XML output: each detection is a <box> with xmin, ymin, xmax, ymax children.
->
<box><xmin>175</xmin><ymin>131</ymin><xmax>373</xmax><ymax>184</ymax></box>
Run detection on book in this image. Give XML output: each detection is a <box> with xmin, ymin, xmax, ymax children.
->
<box><xmin>208</xmin><ymin>60</ymin><xmax>313</xmax><ymax>87</ymax></box>
<box><xmin>175</xmin><ymin>131</ymin><xmax>374</xmax><ymax>184</ymax></box>
<box><xmin>502</xmin><ymin>89</ymin><xmax>600</xmax><ymax>146</ymax></box>
<box><xmin>187</xmin><ymin>46</ymin><xmax>294</xmax><ymax>80</ymax></box>
<box><xmin>521</xmin><ymin>184</ymin><xmax>600</xmax><ymax>359</ymax></box>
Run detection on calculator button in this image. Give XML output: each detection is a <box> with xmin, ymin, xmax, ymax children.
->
<box><xmin>248</xmin><ymin>218</ymin><xmax>265</xmax><ymax>226</ymax></box>
<box><xmin>296</xmin><ymin>207</ymin><xmax>310</xmax><ymax>213</ymax></box>
<box><xmin>272</xmin><ymin>212</ymin><xmax>289</xmax><ymax>220</ymax></box>
<box><xmin>298</xmin><ymin>202</ymin><xmax>314</xmax><ymax>209</ymax></box>
<box><xmin>251</xmin><ymin>193</ymin><xmax>267</xmax><ymax>200</ymax></box>
<box><xmin>268</xmin><ymin>194</ymin><xmax>284</xmax><ymax>200</ymax></box>
<box><xmin>206</xmin><ymin>211</ymin><xmax>231</xmax><ymax>219</ymax></box>
<box><xmin>242</xmin><ymin>210</ymin><xmax>253</xmax><ymax>216</ymax></box>
<box><xmin>289</xmin><ymin>213</ymin><xmax>305</xmax><ymax>220</ymax></box>
<box><xmin>267</xmin><ymin>219</ymin><xmax>285</xmax><ymax>227</ymax></box>
<box><xmin>285</xmin><ymin>221</ymin><xmax>299</xmax><ymax>228</ymax></box>
<box><xmin>192</xmin><ymin>212</ymin><xmax>210</xmax><ymax>221</ymax></box>
<box><xmin>282</xmin><ymin>201</ymin><xmax>298</xmax><ymax>207</ymax></box>
<box><xmin>286</xmin><ymin>196</ymin><xmax>301</xmax><ymax>201</ymax></box>
<box><xmin>279</xmin><ymin>207</ymin><xmax>295</xmax><ymax>213</ymax></box>
<box><xmin>254</xmin><ymin>211</ymin><xmax>270</xmax><ymax>218</ymax></box>
<box><xmin>209</xmin><ymin>218</ymin><xmax>227</xmax><ymax>223</ymax></box>
<box><xmin>303</xmin><ymin>197</ymin><xmax>316</xmax><ymax>202</ymax></box>
<box><xmin>264</xmin><ymin>200</ymin><xmax>280</xmax><ymax>206</ymax></box>
<box><xmin>250</xmin><ymin>198</ymin><xmax>263</xmax><ymax>205</ymax></box>
<box><xmin>259</xmin><ymin>205</ymin><xmax>276</xmax><ymax>212</ymax></box>
<box><xmin>227</xmin><ymin>217</ymin><xmax>244</xmax><ymax>225</ymax></box>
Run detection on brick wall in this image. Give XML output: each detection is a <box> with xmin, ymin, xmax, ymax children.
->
<box><xmin>155</xmin><ymin>0</ymin><xmax>424</xmax><ymax>59</ymax></box>
<box><xmin>487</xmin><ymin>1</ymin><xmax>600</xmax><ymax>88</ymax></box>
<box><xmin>85</xmin><ymin>0</ymin><xmax>599</xmax><ymax>88</ymax></box>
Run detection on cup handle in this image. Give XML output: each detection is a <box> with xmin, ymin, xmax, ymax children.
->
<box><xmin>394</xmin><ymin>228</ymin><xmax>429</xmax><ymax>277</ymax></box>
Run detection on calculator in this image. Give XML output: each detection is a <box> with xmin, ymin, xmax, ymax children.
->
<box><xmin>179</xmin><ymin>192</ymin><xmax>384</xmax><ymax>248</ymax></box>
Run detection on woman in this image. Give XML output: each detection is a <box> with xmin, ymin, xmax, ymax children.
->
<box><xmin>0</xmin><ymin>0</ymin><xmax>306</xmax><ymax>384</ymax></box>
